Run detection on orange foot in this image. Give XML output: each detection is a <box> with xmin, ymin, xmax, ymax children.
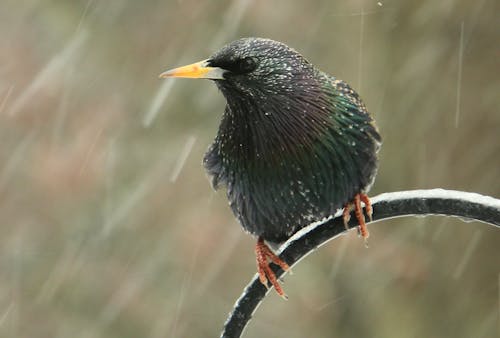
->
<box><xmin>255</xmin><ymin>237</ymin><xmax>290</xmax><ymax>299</ymax></box>
<box><xmin>342</xmin><ymin>193</ymin><xmax>373</xmax><ymax>245</ymax></box>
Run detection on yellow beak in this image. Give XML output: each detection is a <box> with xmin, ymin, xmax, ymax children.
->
<box><xmin>159</xmin><ymin>59</ymin><xmax>225</xmax><ymax>80</ymax></box>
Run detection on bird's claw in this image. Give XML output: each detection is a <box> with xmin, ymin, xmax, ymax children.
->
<box><xmin>255</xmin><ymin>237</ymin><xmax>290</xmax><ymax>299</ymax></box>
<box><xmin>342</xmin><ymin>193</ymin><xmax>372</xmax><ymax>245</ymax></box>
<box><xmin>342</xmin><ymin>204</ymin><xmax>352</xmax><ymax>230</ymax></box>
<box><xmin>359</xmin><ymin>193</ymin><xmax>373</xmax><ymax>223</ymax></box>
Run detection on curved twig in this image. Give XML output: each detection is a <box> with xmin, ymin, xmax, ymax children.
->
<box><xmin>220</xmin><ymin>189</ymin><xmax>500</xmax><ymax>338</ymax></box>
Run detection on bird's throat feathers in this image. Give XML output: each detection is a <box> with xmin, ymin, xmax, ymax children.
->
<box><xmin>215</xmin><ymin>73</ymin><xmax>371</xmax><ymax>165</ymax></box>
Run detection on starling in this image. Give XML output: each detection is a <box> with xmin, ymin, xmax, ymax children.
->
<box><xmin>160</xmin><ymin>37</ymin><xmax>381</xmax><ymax>298</ymax></box>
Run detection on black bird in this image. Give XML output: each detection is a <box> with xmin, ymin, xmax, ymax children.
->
<box><xmin>160</xmin><ymin>37</ymin><xmax>381</xmax><ymax>297</ymax></box>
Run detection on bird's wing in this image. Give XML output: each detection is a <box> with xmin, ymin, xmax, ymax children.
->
<box><xmin>329</xmin><ymin>77</ymin><xmax>382</xmax><ymax>144</ymax></box>
<box><xmin>203</xmin><ymin>141</ymin><xmax>223</xmax><ymax>190</ymax></box>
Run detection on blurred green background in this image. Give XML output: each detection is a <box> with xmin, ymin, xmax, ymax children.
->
<box><xmin>0</xmin><ymin>0</ymin><xmax>499</xmax><ymax>337</ymax></box>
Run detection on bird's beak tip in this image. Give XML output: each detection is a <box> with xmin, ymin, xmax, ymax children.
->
<box><xmin>158</xmin><ymin>71</ymin><xmax>172</xmax><ymax>79</ymax></box>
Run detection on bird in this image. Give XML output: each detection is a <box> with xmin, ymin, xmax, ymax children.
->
<box><xmin>160</xmin><ymin>37</ymin><xmax>381</xmax><ymax>298</ymax></box>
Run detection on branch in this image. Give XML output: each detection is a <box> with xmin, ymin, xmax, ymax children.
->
<box><xmin>220</xmin><ymin>189</ymin><xmax>500</xmax><ymax>338</ymax></box>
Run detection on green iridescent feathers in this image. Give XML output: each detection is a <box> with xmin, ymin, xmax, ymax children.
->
<box><xmin>203</xmin><ymin>38</ymin><xmax>381</xmax><ymax>242</ymax></box>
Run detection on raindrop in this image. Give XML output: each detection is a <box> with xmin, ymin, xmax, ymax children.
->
<box><xmin>143</xmin><ymin>80</ymin><xmax>175</xmax><ymax>127</ymax></box>
<box><xmin>170</xmin><ymin>135</ymin><xmax>197</xmax><ymax>182</ymax></box>
<box><xmin>7</xmin><ymin>31</ymin><xmax>88</xmax><ymax>116</ymax></box>
<box><xmin>0</xmin><ymin>85</ymin><xmax>14</xmax><ymax>114</ymax></box>
<box><xmin>0</xmin><ymin>131</ymin><xmax>37</xmax><ymax>192</ymax></box>
<box><xmin>455</xmin><ymin>21</ymin><xmax>465</xmax><ymax>128</ymax></box>
<box><xmin>452</xmin><ymin>229</ymin><xmax>482</xmax><ymax>279</ymax></box>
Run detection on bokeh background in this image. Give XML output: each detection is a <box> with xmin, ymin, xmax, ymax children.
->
<box><xmin>0</xmin><ymin>0</ymin><xmax>499</xmax><ymax>337</ymax></box>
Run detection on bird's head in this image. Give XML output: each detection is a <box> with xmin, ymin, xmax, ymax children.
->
<box><xmin>160</xmin><ymin>37</ymin><xmax>316</xmax><ymax>101</ymax></box>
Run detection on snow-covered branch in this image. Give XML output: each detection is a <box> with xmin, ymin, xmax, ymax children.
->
<box><xmin>220</xmin><ymin>189</ymin><xmax>500</xmax><ymax>338</ymax></box>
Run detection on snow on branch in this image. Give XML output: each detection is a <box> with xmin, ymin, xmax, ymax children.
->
<box><xmin>220</xmin><ymin>189</ymin><xmax>500</xmax><ymax>338</ymax></box>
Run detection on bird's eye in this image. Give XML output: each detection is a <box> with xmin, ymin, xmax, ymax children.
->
<box><xmin>209</xmin><ymin>57</ymin><xmax>257</xmax><ymax>75</ymax></box>
<box><xmin>236</xmin><ymin>57</ymin><xmax>256</xmax><ymax>74</ymax></box>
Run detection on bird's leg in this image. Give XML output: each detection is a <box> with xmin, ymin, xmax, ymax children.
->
<box><xmin>255</xmin><ymin>237</ymin><xmax>290</xmax><ymax>299</ymax></box>
<box><xmin>342</xmin><ymin>193</ymin><xmax>372</xmax><ymax>246</ymax></box>
<box><xmin>359</xmin><ymin>193</ymin><xmax>373</xmax><ymax>222</ymax></box>
<box><xmin>342</xmin><ymin>203</ymin><xmax>352</xmax><ymax>230</ymax></box>
<box><xmin>353</xmin><ymin>194</ymin><xmax>368</xmax><ymax>241</ymax></box>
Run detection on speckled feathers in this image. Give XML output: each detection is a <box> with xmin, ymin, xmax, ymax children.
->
<box><xmin>203</xmin><ymin>38</ymin><xmax>381</xmax><ymax>242</ymax></box>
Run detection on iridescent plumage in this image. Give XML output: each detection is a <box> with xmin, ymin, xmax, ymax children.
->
<box><xmin>203</xmin><ymin>38</ymin><xmax>381</xmax><ymax>243</ymax></box>
<box><xmin>160</xmin><ymin>37</ymin><xmax>381</xmax><ymax>297</ymax></box>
